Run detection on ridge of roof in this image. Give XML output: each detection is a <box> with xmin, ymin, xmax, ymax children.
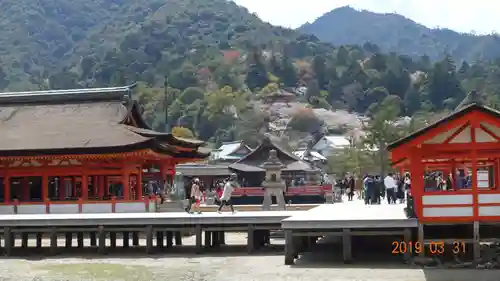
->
<box><xmin>454</xmin><ymin>90</ymin><xmax>483</xmax><ymax>111</ymax></box>
<box><xmin>0</xmin><ymin>84</ymin><xmax>136</xmax><ymax>105</ymax></box>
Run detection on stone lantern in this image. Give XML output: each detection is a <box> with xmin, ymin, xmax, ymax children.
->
<box><xmin>261</xmin><ymin>149</ymin><xmax>286</xmax><ymax>210</ymax></box>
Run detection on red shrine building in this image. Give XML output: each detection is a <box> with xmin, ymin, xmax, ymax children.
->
<box><xmin>0</xmin><ymin>85</ymin><xmax>209</xmax><ymax>214</ymax></box>
<box><xmin>389</xmin><ymin>91</ymin><xmax>500</xmax><ymax>223</ymax></box>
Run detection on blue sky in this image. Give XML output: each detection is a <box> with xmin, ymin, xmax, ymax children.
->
<box><xmin>233</xmin><ymin>0</ymin><xmax>499</xmax><ymax>35</ymax></box>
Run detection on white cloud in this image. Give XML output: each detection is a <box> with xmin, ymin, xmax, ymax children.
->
<box><xmin>233</xmin><ymin>0</ymin><xmax>500</xmax><ymax>34</ymax></box>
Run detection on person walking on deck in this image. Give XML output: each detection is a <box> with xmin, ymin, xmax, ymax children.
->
<box><xmin>217</xmin><ymin>173</ymin><xmax>238</xmax><ymax>213</ymax></box>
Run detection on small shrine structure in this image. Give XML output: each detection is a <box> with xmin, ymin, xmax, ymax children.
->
<box><xmin>229</xmin><ymin>134</ymin><xmax>320</xmax><ymax>187</ymax></box>
<box><xmin>388</xmin><ymin>91</ymin><xmax>500</xmax><ymax>223</ymax></box>
<box><xmin>0</xmin><ymin>85</ymin><xmax>209</xmax><ymax>214</ymax></box>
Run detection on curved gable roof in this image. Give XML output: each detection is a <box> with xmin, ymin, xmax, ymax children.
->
<box><xmin>0</xmin><ymin>85</ymin><xmax>208</xmax><ymax>158</ymax></box>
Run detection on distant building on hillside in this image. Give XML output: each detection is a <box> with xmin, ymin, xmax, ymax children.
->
<box><xmin>261</xmin><ymin>89</ymin><xmax>296</xmax><ymax>104</ymax></box>
<box><xmin>312</xmin><ymin>135</ymin><xmax>351</xmax><ymax>157</ymax></box>
<box><xmin>293</xmin><ymin>149</ymin><xmax>327</xmax><ymax>164</ymax></box>
<box><xmin>210</xmin><ymin>141</ymin><xmax>253</xmax><ymax>163</ymax></box>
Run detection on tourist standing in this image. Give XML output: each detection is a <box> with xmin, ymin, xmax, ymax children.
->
<box><xmin>384</xmin><ymin>173</ymin><xmax>397</xmax><ymax>204</ymax></box>
<box><xmin>186</xmin><ymin>178</ymin><xmax>202</xmax><ymax>214</ymax></box>
<box><xmin>217</xmin><ymin>173</ymin><xmax>238</xmax><ymax>213</ymax></box>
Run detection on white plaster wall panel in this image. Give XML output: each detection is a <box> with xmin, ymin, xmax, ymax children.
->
<box><xmin>49</xmin><ymin>204</ymin><xmax>79</xmax><ymax>214</ymax></box>
<box><xmin>17</xmin><ymin>204</ymin><xmax>46</xmax><ymax>214</ymax></box>
<box><xmin>480</xmin><ymin>122</ymin><xmax>500</xmax><ymax>137</ymax></box>
<box><xmin>82</xmin><ymin>203</ymin><xmax>112</xmax><ymax>213</ymax></box>
<box><xmin>115</xmin><ymin>202</ymin><xmax>145</xmax><ymax>213</ymax></box>
<box><xmin>475</xmin><ymin>127</ymin><xmax>497</xmax><ymax>142</ymax></box>
<box><xmin>479</xmin><ymin>206</ymin><xmax>500</xmax><ymax>216</ymax></box>
<box><xmin>424</xmin><ymin>127</ymin><xmax>460</xmax><ymax>144</ymax></box>
<box><xmin>449</xmin><ymin>126</ymin><xmax>471</xmax><ymax>143</ymax></box>
<box><xmin>422</xmin><ymin>194</ymin><xmax>473</xmax><ymax>205</ymax></box>
<box><xmin>423</xmin><ymin>207</ymin><xmax>473</xmax><ymax>217</ymax></box>
<box><xmin>479</xmin><ymin>194</ymin><xmax>500</xmax><ymax>204</ymax></box>
<box><xmin>0</xmin><ymin>205</ymin><xmax>15</xmax><ymax>214</ymax></box>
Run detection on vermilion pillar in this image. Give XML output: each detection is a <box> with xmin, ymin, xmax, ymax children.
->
<box><xmin>4</xmin><ymin>175</ymin><xmax>10</xmax><ymax>203</ymax></box>
<box><xmin>23</xmin><ymin>177</ymin><xmax>29</xmax><ymax>201</ymax></box>
<box><xmin>81</xmin><ymin>175</ymin><xmax>88</xmax><ymax>200</ymax></box>
<box><xmin>137</xmin><ymin>169</ymin><xmax>143</xmax><ymax>199</ymax></box>
<box><xmin>98</xmin><ymin>176</ymin><xmax>104</xmax><ymax>199</ymax></box>
<box><xmin>122</xmin><ymin>172</ymin><xmax>130</xmax><ymax>200</ymax></box>
<box><xmin>42</xmin><ymin>175</ymin><xmax>49</xmax><ymax>202</ymax></box>
<box><xmin>93</xmin><ymin>176</ymin><xmax>98</xmax><ymax>199</ymax></box>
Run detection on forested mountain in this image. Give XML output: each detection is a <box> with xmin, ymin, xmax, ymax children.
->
<box><xmin>1</xmin><ymin>0</ymin><xmax>500</xmax><ymax>151</ymax></box>
<box><xmin>299</xmin><ymin>6</ymin><xmax>500</xmax><ymax>62</ymax></box>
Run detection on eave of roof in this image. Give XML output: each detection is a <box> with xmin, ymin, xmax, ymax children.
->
<box><xmin>388</xmin><ymin>103</ymin><xmax>500</xmax><ymax>150</ymax></box>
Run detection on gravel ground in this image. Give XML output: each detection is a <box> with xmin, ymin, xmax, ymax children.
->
<box><xmin>1</xmin><ymin>233</ymin><xmax>499</xmax><ymax>281</ymax></box>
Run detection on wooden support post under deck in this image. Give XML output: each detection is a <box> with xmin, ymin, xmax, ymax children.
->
<box><xmin>156</xmin><ymin>231</ymin><xmax>164</xmax><ymax>248</ymax></box>
<box><xmin>50</xmin><ymin>228</ymin><xmax>58</xmax><ymax>255</ymax></box>
<box><xmin>403</xmin><ymin>228</ymin><xmax>412</xmax><ymax>263</ymax></box>
<box><xmin>342</xmin><ymin>228</ymin><xmax>352</xmax><ymax>263</ymax></box>
<box><xmin>4</xmin><ymin>227</ymin><xmax>12</xmax><ymax>256</ymax></box>
<box><xmin>132</xmin><ymin>232</ymin><xmax>139</xmax><ymax>246</ymax></box>
<box><xmin>418</xmin><ymin>223</ymin><xmax>425</xmax><ymax>257</ymax></box>
<box><xmin>90</xmin><ymin>232</ymin><xmax>97</xmax><ymax>247</ymax></box>
<box><xmin>247</xmin><ymin>224</ymin><xmax>255</xmax><ymax>253</ymax></box>
<box><xmin>98</xmin><ymin>226</ymin><xmax>106</xmax><ymax>254</ymax></box>
<box><xmin>204</xmin><ymin>231</ymin><xmax>212</xmax><ymax>248</ymax></box>
<box><xmin>36</xmin><ymin>233</ymin><xmax>42</xmax><ymax>249</ymax></box>
<box><xmin>166</xmin><ymin>231</ymin><xmax>173</xmax><ymax>248</ymax></box>
<box><xmin>123</xmin><ymin>232</ymin><xmax>130</xmax><ymax>248</ymax></box>
<box><xmin>21</xmin><ymin>233</ymin><xmax>28</xmax><ymax>249</ymax></box>
<box><xmin>211</xmin><ymin>231</ymin><xmax>220</xmax><ymax>247</ymax></box>
<box><xmin>218</xmin><ymin>231</ymin><xmax>225</xmax><ymax>245</ymax></box>
<box><xmin>77</xmin><ymin>232</ymin><xmax>84</xmax><ymax>248</ymax></box>
<box><xmin>145</xmin><ymin>225</ymin><xmax>153</xmax><ymax>254</ymax></box>
<box><xmin>195</xmin><ymin>225</ymin><xmax>203</xmax><ymax>254</ymax></box>
<box><xmin>284</xmin><ymin>230</ymin><xmax>295</xmax><ymax>265</ymax></box>
<box><xmin>110</xmin><ymin>232</ymin><xmax>116</xmax><ymax>249</ymax></box>
<box><xmin>473</xmin><ymin>221</ymin><xmax>480</xmax><ymax>263</ymax></box>
<box><xmin>65</xmin><ymin>232</ymin><xmax>72</xmax><ymax>248</ymax></box>
<box><xmin>175</xmin><ymin>231</ymin><xmax>182</xmax><ymax>245</ymax></box>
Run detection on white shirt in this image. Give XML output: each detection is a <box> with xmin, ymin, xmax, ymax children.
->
<box><xmin>221</xmin><ymin>181</ymin><xmax>236</xmax><ymax>200</ymax></box>
<box><xmin>384</xmin><ymin>176</ymin><xmax>396</xmax><ymax>190</ymax></box>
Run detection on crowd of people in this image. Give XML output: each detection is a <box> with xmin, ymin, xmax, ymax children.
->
<box><xmin>335</xmin><ymin>172</ymin><xmax>411</xmax><ymax>205</ymax></box>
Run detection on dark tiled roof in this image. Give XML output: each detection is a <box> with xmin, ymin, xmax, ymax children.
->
<box><xmin>230</xmin><ymin>134</ymin><xmax>312</xmax><ymax>172</ymax></box>
<box><xmin>388</xmin><ymin>102</ymin><xmax>500</xmax><ymax>151</ymax></box>
<box><xmin>0</xmin><ymin>85</ymin><xmax>209</xmax><ymax>158</ymax></box>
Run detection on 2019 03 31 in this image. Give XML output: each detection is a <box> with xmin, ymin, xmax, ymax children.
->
<box><xmin>392</xmin><ymin>241</ymin><xmax>466</xmax><ymax>255</ymax></box>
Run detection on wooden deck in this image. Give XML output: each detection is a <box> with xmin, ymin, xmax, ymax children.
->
<box><xmin>282</xmin><ymin>200</ymin><xmax>417</xmax><ymax>229</ymax></box>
